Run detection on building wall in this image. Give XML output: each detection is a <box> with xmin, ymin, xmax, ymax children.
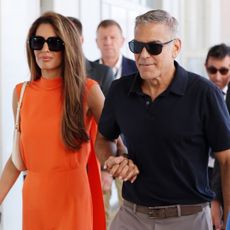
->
<box><xmin>181</xmin><ymin>0</ymin><xmax>221</xmax><ymax>77</ymax></box>
<box><xmin>0</xmin><ymin>2</ymin><xmax>40</xmax><ymax>229</ymax></box>
<box><xmin>221</xmin><ymin>0</ymin><xmax>230</xmax><ymax>44</ymax></box>
<box><xmin>0</xmin><ymin>0</ymin><xmax>227</xmax><ymax>229</ymax></box>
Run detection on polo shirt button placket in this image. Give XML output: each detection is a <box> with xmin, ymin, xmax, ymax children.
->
<box><xmin>146</xmin><ymin>101</ymin><xmax>150</xmax><ymax>106</ymax></box>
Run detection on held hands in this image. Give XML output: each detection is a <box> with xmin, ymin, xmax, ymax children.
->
<box><xmin>104</xmin><ymin>156</ymin><xmax>139</xmax><ymax>183</ymax></box>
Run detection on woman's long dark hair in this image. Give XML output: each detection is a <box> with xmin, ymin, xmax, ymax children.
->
<box><xmin>26</xmin><ymin>11</ymin><xmax>89</xmax><ymax>151</ymax></box>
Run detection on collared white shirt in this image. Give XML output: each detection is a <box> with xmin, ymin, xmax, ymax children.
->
<box><xmin>222</xmin><ymin>85</ymin><xmax>228</xmax><ymax>99</ymax></box>
<box><xmin>99</xmin><ymin>54</ymin><xmax>122</xmax><ymax>79</ymax></box>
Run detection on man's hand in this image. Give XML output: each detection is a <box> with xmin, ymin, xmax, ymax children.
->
<box><xmin>211</xmin><ymin>200</ymin><xmax>223</xmax><ymax>230</ymax></box>
<box><xmin>104</xmin><ymin>156</ymin><xmax>139</xmax><ymax>183</ymax></box>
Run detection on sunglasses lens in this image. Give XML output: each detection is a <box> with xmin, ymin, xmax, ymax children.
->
<box><xmin>207</xmin><ymin>67</ymin><xmax>217</xmax><ymax>74</ymax></box>
<box><xmin>30</xmin><ymin>36</ymin><xmax>45</xmax><ymax>50</ymax></box>
<box><xmin>128</xmin><ymin>40</ymin><xmax>164</xmax><ymax>55</ymax></box>
<box><xmin>47</xmin><ymin>37</ymin><xmax>64</xmax><ymax>51</ymax></box>
<box><xmin>219</xmin><ymin>68</ymin><xmax>229</xmax><ymax>75</ymax></box>
<box><xmin>207</xmin><ymin>66</ymin><xmax>229</xmax><ymax>75</ymax></box>
<box><xmin>129</xmin><ymin>40</ymin><xmax>143</xmax><ymax>54</ymax></box>
<box><xmin>29</xmin><ymin>36</ymin><xmax>64</xmax><ymax>51</ymax></box>
<box><xmin>147</xmin><ymin>43</ymin><xmax>163</xmax><ymax>55</ymax></box>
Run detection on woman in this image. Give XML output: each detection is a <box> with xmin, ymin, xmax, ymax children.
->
<box><xmin>0</xmin><ymin>12</ymin><xmax>106</xmax><ymax>230</ymax></box>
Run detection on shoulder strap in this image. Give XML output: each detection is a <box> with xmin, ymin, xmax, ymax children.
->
<box><xmin>15</xmin><ymin>81</ymin><xmax>27</xmax><ymax>130</ymax></box>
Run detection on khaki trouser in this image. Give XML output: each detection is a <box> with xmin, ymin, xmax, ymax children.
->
<box><xmin>103</xmin><ymin>178</ymin><xmax>123</xmax><ymax>229</ymax></box>
<box><xmin>110</xmin><ymin>203</ymin><xmax>212</xmax><ymax>230</ymax></box>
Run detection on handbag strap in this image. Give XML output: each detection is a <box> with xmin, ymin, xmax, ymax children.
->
<box><xmin>15</xmin><ymin>81</ymin><xmax>27</xmax><ymax>130</ymax></box>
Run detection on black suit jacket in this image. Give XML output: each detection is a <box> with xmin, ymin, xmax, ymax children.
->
<box><xmin>121</xmin><ymin>56</ymin><xmax>138</xmax><ymax>76</ymax></box>
<box><xmin>212</xmin><ymin>85</ymin><xmax>230</xmax><ymax>205</ymax></box>
<box><xmin>85</xmin><ymin>58</ymin><xmax>114</xmax><ymax>96</ymax></box>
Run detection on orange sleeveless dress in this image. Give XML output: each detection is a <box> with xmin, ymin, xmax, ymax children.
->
<box><xmin>16</xmin><ymin>77</ymin><xmax>105</xmax><ymax>230</ymax></box>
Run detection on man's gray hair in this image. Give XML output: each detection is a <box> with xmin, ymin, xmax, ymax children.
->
<box><xmin>135</xmin><ymin>9</ymin><xmax>179</xmax><ymax>37</ymax></box>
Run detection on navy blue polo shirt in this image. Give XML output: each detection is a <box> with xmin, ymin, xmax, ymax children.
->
<box><xmin>98</xmin><ymin>61</ymin><xmax>230</xmax><ymax>206</ymax></box>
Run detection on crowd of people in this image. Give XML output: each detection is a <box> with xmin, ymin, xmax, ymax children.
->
<box><xmin>0</xmin><ymin>9</ymin><xmax>229</xmax><ymax>230</ymax></box>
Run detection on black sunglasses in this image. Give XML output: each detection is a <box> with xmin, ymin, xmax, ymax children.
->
<box><xmin>29</xmin><ymin>36</ymin><xmax>64</xmax><ymax>52</ymax></box>
<box><xmin>128</xmin><ymin>39</ymin><xmax>174</xmax><ymax>55</ymax></box>
<box><xmin>206</xmin><ymin>66</ymin><xmax>229</xmax><ymax>75</ymax></box>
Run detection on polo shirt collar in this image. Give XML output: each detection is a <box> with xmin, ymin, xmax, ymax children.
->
<box><xmin>129</xmin><ymin>61</ymin><xmax>188</xmax><ymax>96</ymax></box>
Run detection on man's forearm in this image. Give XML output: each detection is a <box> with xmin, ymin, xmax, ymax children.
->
<box><xmin>220</xmin><ymin>160</ymin><xmax>230</xmax><ymax>224</ymax></box>
<box><xmin>116</xmin><ymin>136</ymin><xmax>128</xmax><ymax>156</ymax></box>
<box><xmin>95</xmin><ymin>132</ymin><xmax>117</xmax><ymax>165</ymax></box>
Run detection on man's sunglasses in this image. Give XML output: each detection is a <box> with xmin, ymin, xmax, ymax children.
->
<box><xmin>29</xmin><ymin>36</ymin><xmax>64</xmax><ymax>52</ymax></box>
<box><xmin>206</xmin><ymin>66</ymin><xmax>229</xmax><ymax>75</ymax></box>
<box><xmin>128</xmin><ymin>39</ymin><xmax>174</xmax><ymax>55</ymax></box>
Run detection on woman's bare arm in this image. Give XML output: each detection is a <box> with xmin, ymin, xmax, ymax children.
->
<box><xmin>0</xmin><ymin>157</ymin><xmax>20</xmax><ymax>204</ymax></box>
<box><xmin>0</xmin><ymin>87</ymin><xmax>21</xmax><ymax>204</ymax></box>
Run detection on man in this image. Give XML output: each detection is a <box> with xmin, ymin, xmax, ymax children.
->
<box><xmin>95</xmin><ymin>19</ymin><xmax>137</xmax><ymax>228</ymax></box>
<box><xmin>205</xmin><ymin>43</ymin><xmax>230</xmax><ymax>230</ymax></box>
<box><xmin>95</xmin><ymin>19</ymin><xmax>137</xmax><ymax>79</ymax></box>
<box><xmin>68</xmin><ymin>16</ymin><xmax>114</xmax><ymax>96</ymax></box>
<box><xmin>95</xmin><ymin>10</ymin><xmax>230</xmax><ymax>230</ymax></box>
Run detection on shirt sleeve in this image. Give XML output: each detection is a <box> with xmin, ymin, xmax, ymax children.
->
<box><xmin>204</xmin><ymin>86</ymin><xmax>230</xmax><ymax>152</ymax></box>
<box><xmin>98</xmin><ymin>81</ymin><xmax>121</xmax><ymax>141</ymax></box>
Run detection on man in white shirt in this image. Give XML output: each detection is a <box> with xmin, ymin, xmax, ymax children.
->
<box><xmin>95</xmin><ymin>19</ymin><xmax>137</xmax><ymax>79</ymax></box>
<box><xmin>205</xmin><ymin>43</ymin><xmax>230</xmax><ymax>230</ymax></box>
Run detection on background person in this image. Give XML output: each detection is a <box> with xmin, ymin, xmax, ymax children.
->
<box><xmin>96</xmin><ymin>9</ymin><xmax>230</xmax><ymax>230</ymax></box>
<box><xmin>68</xmin><ymin>18</ymin><xmax>128</xmax><ymax>228</ymax></box>
<box><xmin>95</xmin><ymin>19</ymin><xmax>137</xmax><ymax>79</ymax></box>
<box><xmin>0</xmin><ymin>11</ymin><xmax>106</xmax><ymax>230</ymax></box>
<box><xmin>205</xmin><ymin>43</ymin><xmax>230</xmax><ymax>230</ymax></box>
<box><xmin>68</xmin><ymin>16</ymin><xmax>114</xmax><ymax>96</ymax></box>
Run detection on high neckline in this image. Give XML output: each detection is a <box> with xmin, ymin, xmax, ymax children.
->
<box><xmin>36</xmin><ymin>76</ymin><xmax>63</xmax><ymax>90</ymax></box>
